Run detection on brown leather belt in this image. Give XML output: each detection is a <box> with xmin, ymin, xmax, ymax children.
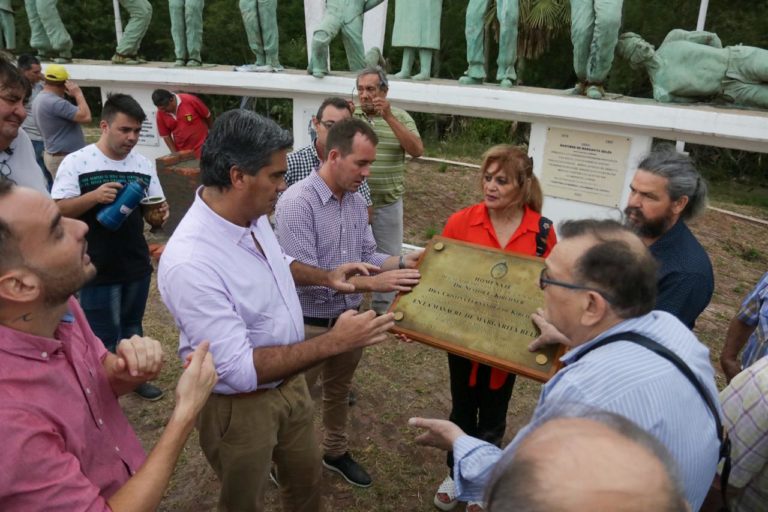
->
<box><xmin>215</xmin><ymin>374</ymin><xmax>294</xmax><ymax>399</ymax></box>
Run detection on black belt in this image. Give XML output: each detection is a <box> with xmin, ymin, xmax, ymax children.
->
<box><xmin>303</xmin><ymin>316</ymin><xmax>339</xmax><ymax>328</ymax></box>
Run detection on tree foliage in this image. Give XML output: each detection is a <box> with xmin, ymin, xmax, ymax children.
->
<box><xmin>8</xmin><ymin>0</ymin><xmax>768</xmax><ymax>184</ymax></box>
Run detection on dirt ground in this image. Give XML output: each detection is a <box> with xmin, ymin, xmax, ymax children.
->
<box><xmin>126</xmin><ymin>160</ymin><xmax>768</xmax><ymax>511</ymax></box>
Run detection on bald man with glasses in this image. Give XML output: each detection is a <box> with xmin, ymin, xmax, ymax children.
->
<box><xmin>410</xmin><ymin>219</ymin><xmax>721</xmax><ymax>512</ymax></box>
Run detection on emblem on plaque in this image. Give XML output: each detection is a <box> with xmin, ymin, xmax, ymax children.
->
<box><xmin>490</xmin><ymin>262</ymin><xmax>508</xmax><ymax>279</ymax></box>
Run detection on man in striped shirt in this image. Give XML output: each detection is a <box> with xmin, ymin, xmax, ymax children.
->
<box><xmin>410</xmin><ymin>219</ymin><xmax>719</xmax><ymax>511</ymax></box>
<box><xmin>285</xmin><ymin>96</ymin><xmax>373</xmax><ymax>220</ymax></box>
<box><xmin>709</xmin><ymin>356</ymin><xmax>768</xmax><ymax>511</ymax></box>
<box><xmin>354</xmin><ymin>67</ymin><xmax>423</xmax><ymax>314</ymax></box>
<box><xmin>275</xmin><ymin>118</ymin><xmax>421</xmax><ymax>488</ymax></box>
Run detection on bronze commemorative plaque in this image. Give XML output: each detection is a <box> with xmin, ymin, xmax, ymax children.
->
<box><xmin>390</xmin><ymin>236</ymin><xmax>564</xmax><ymax>382</ymax></box>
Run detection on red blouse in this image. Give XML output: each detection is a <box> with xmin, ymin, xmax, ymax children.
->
<box><xmin>442</xmin><ymin>203</ymin><xmax>557</xmax><ymax>389</ymax></box>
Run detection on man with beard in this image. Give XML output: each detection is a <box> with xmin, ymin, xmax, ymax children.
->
<box><xmin>0</xmin><ymin>180</ymin><xmax>218</xmax><ymax>509</ymax></box>
<box><xmin>51</xmin><ymin>93</ymin><xmax>169</xmax><ymax>400</ymax></box>
<box><xmin>623</xmin><ymin>147</ymin><xmax>713</xmax><ymax>329</ymax></box>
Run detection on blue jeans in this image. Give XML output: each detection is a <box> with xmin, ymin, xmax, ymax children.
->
<box><xmin>79</xmin><ymin>275</ymin><xmax>151</xmax><ymax>353</ymax></box>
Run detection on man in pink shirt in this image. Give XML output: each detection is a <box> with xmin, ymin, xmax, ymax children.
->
<box><xmin>0</xmin><ymin>180</ymin><xmax>218</xmax><ymax>510</ymax></box>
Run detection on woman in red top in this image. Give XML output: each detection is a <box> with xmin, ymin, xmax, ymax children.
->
<box><xmin>434</xmin><ymin>145</ymin><xmax>556</xmax><ymax>512</ymax></box>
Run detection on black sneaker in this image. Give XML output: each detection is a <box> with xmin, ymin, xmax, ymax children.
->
<box><xmin>268</xmin><ymin>465</ymin><xmax>279</xmax><ymax>487</ymax></box>
<box><xmin>322</xmin><ymin>452</ymin><xmax>372</xmax><ymax>487</ymax></box>
<box><xmin>134</xmin><ymin>382</ymin><xmax>164</xmax><ymax>401</ymax></box>
<box><xmin>348</xmin><ymin>390</ymin><xmax>357</xmax><ymax>407</ymax></box>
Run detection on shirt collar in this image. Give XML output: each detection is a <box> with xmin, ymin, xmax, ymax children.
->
<box><xmin>0</xmin><ymin>304</ymin><xmax>76</xmax><ymax>362</ymax></box>
<box><xmin>559</xmin><ymin>313</ymin><xmax>654</xmax><ymax>364</ymax></box>
<box><xmin>307</xmin><ymin>171</ymin><xmax>338</xmax><ymax>205</ymax></box>
<box><xmin>469</xmin><ymin>204</ymin><xmax>541</xmax><ymax>232</ymax></box>
<box><xmin>650</xmin><ymin>219</ymin><xmax>686</xmax><ymax>251</ymax></box>
<box><xmin>190</xmin><ymin>186</ymin><xmax>256</xmax><ymax>245</ymax></box>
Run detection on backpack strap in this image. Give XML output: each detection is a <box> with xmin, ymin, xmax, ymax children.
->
<box><xmin>535</xmin><ymin>216</ymin><xmax>552</xmax><ymax>257</ymax></box>
<box><xmin>572</xmin><ymin>331</ymin><xmax>731</xmax><ymax>511</ymax></box>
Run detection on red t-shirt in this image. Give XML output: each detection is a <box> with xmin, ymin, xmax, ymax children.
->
<box><xmin>156</xmin><ymin>93</ymin><xmax>210</xmax><ymax>158</ymax></box>
<box><xmin>442</xmin><ymin>203</ymin><xmax>557</xmax><ymax>388</ymax></box>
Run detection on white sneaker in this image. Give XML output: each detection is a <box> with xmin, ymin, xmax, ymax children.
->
<box><xmin>467</xmin><ymin>501</ymin><xmax>486</xmax><ymax>512</ymax></box>
<box><xmin>433</xmin><ymin>476</ymin><xmax>458</xmax><ymax>511</ymax></box>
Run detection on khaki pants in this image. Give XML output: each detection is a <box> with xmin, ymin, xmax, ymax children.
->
<box><xmin>304</xmin><ymin>323</ymin><xmax>363</xmax><ymax>458</ymax></box>
<box><xmin>43</xmin><ymin>151</ymin><xmax>67</xmax><ymax>178</ymax></box>
<box><xmin>197</xmin><ymin>375</ymin><xmax>322</xmax><ymax>512</ymax></box>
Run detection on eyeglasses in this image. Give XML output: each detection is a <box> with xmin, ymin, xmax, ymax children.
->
<box><xmin>538</xmin><ymin>267</ymin><xmax>614</xmax><ymax>303</ymax></box>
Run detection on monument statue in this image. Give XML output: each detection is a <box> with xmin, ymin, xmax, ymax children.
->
<box><xmin>24</xmin><ymin>0</ymin><xmax>72</xmax><ymax>63</ymax></box>
<box><xmin>240</xmin><ymin>0</ymin><xmax>282</xmax><ymax>71</ymax></box>
<box><xmin>0</xmin><ymin>1</ymin><xmax>15</xmax><ymax>54</ymax></box>
<box><xmin>459</xmin><ymin>0</ymin><xmax>518</xmax><ymax>88</ymax></box>
<box><xmin>570</xmin><ymin>0</ymin><xmax>624</xmax><ymax>99</ymax></box>
<box><xmin>618</xmin><ymin>30</ymin><xmax>768</xmax><ymax>109</ymax></box>
<box><xmin>392</xmin><ymin>0</ymin><xmax>442</xmax><ymax>81</ymax></box>
<box><xmin>111</xmin><ymin>0</ymin><xmax>153</xmax><ymax>65</ymax></box>
<box><xmin>169</xmin><ymin>0</ymin><xmax>204</xmax><ymax>67</ymax></box>
<box><xmin>309</xmin><ymin>0</ymin><xmax>385</xmax><ymax>78</ymax></box>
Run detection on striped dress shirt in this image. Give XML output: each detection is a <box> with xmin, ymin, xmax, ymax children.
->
<box><xmin>736</xmin><ymin>272</ymin><xmax>768</xmax><ymax>369</ymax></box>
<box><xmin>275</xmin><ymin>172</ymin><xmax>389</xmax><ymax>319</ymax></box>
<box><xmin>452</xmin><ymin>311</ymin><xmax>720</xmax><ymax>511</ymax></box>
<box><xmin>354</xmin><ymin>106</ymin><xmax>420</xmax><ymax>207</ymax></box>
<box><xmin>286</xmin><ymin>142</ymin><xmax>373</xmax><ymax>207</ymax></box>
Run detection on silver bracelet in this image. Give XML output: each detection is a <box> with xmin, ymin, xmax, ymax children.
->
<box><xmin>398</xmin><ymin>255</ymin><xmax>405</xmax><ymax>269</ymax></box>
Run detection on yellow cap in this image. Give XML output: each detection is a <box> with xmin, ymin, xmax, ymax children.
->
<box><xmin>44</xmin><ymin>64</ymin><xmax>69</xmax><ymax>82</ymax></box>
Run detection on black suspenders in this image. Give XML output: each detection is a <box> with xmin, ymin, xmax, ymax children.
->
<box><xmin>572</xmin><ymin>331</ymin><xmax>731</xmax><ymax>511</ymax></box>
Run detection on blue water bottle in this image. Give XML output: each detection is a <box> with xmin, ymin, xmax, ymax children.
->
<box><xmin>96</xmin><ymin>181</ymin><xmax>147</xmax><ymax>231</ymax></box>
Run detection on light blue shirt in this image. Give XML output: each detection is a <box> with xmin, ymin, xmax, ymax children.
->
<box><xmin>453</xmin><ymin>311</ymin><xmax>720</xmax><ymax>511</ymax></box>
<box><xmin>158</xmin><ymin>188</ymin><xmax>304</xmax><ymax>394</ymax></box>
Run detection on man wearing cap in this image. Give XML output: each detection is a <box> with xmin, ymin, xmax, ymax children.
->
<box><xmin>24</xmin><ymin>0</ymin><xmax>72</xmax><ymax>63</ymax></box>
<box><xmin>0</xmin><ymin>55</ymin><xmax>48</xmax><ymax>194</ymax></box>
<box><xmin>32</xmin><ymin>63</ymin><xmax>90</xmax><ymax>177</ymax></box>
<box><xmin>152</xmin><ymin>88</ymin><xmax>212</xmax><ymax>159</ymax></box>
<box><xmin>52</xmin><ymin>93</ymin><xmax>169</xmax><ymax>402</ymax></box>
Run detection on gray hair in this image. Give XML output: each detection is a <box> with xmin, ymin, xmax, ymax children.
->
<box><xmin>485</xmin><ymin>403</ymin><xmax>687</xmax><ymax>512</ymax></box>
<box><xmin>637</xmin><ymin>145</ymin><xmax>708</xmax><ymax>220</ymax></box>
<box><xmin>356</xmin><ymin>66</ymin><xmax>389</xmax><ymax>91</ymax></box>
<box><xmin>200</xmin><ymin>110</ymin><xmax>293</xmax><ymax>190</ymax></box>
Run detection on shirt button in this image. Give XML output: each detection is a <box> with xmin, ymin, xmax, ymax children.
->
<box><xmin>41</xmin><ymin>352</ymin><xmax>48</xmax><ymax>359</ymax></box>
<box><xmin>86</xmin><ymin>388</ymin><xmax>92</xmax><ymax>395</ymax></box>
<box><xmin>98</xmin><ymin>418</ymin><xmax>104</xmax><ymax>425</ymax></box>
<box><xmin>115</xmin><ymin>446</ymin><xmax>120</xmax><ymax>452</ymax></box>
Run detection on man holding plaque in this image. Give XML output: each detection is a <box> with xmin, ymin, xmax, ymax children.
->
<box><xmin>411</xmin><ymin>219</ymin><xmax>720</xmax><ymax>511</ymax></box>
<box><xmin>158</xmin><ymin>110</ymin><xmax>397</xmax><ymax>511</ymax></box>
<box><xmin>624</xmin><ymin>147</ymin><xmax>713</xmax><ymax>329</ymax></box>
<box><xmin>275</xmin><ymin>118</ymin><xmax>420</xmax><ymax>487</ymax></box>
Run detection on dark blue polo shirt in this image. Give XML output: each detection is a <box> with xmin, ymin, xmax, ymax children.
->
<box><xmin>649</xmin><ymin>220</ymin><xmax>714</xmax><ymax>329</ymax></box>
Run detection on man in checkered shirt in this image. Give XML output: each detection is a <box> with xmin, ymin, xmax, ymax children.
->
<box><xmin>286</xmin><ymin>97</ymin><xmax>373</xmax><ymax>221</ymax></box>
<box><xmin>709</xmin><ymin>355</ymin><xmax>768</xmax><ymax>511</ymax></box>
<box><xmin>721</xmin><ymin>272</ymin><xmax>768</xmax><ymax>382</ymax></box>
<box><xmin>275</xmin><ymin>118</ymin><xmax>421</xmax><ymax>488</ymax></box>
